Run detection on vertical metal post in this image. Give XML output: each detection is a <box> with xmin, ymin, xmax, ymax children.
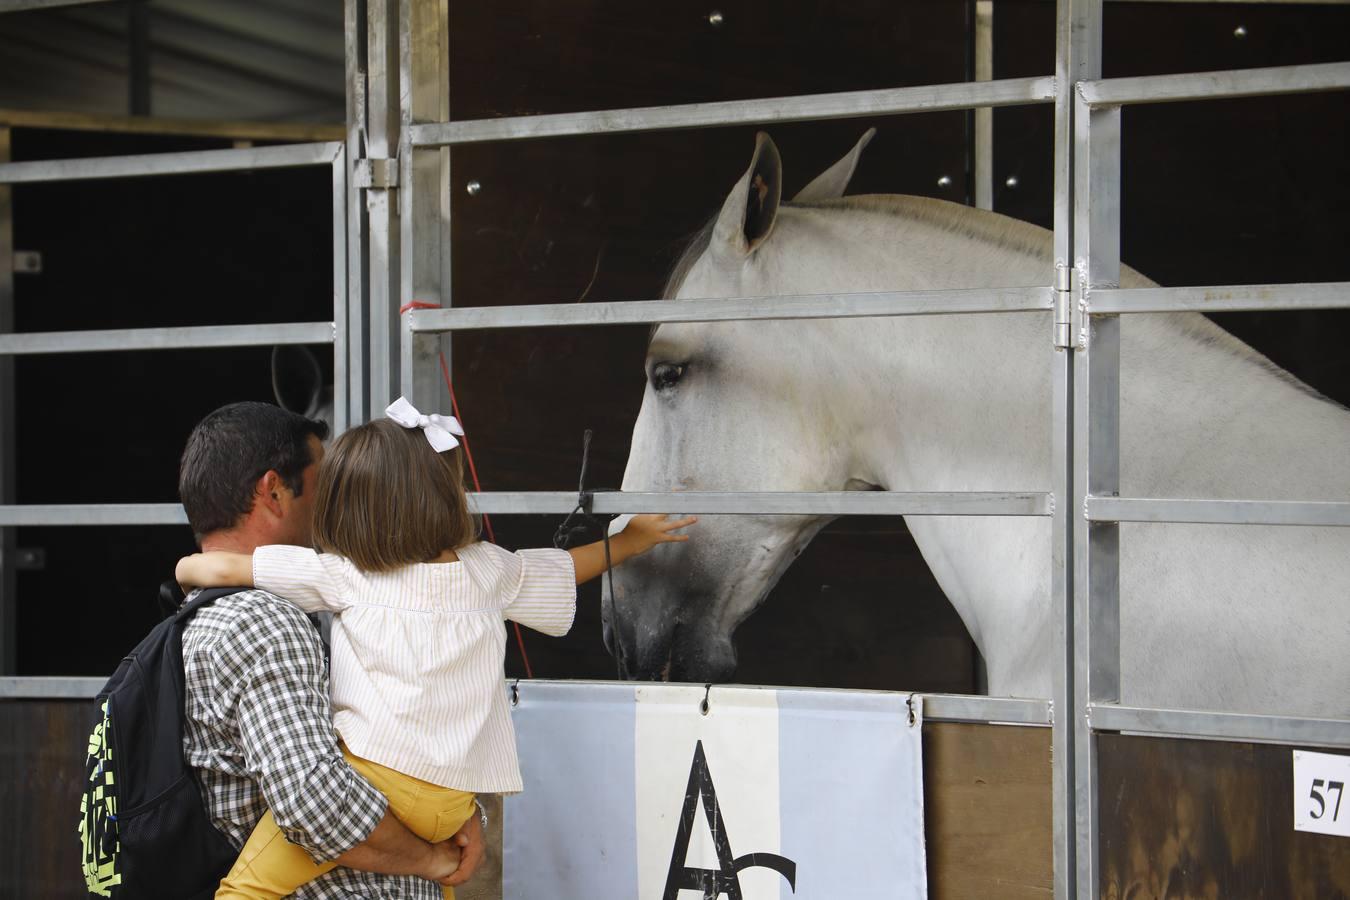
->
<box><xmin>331</xmin><ymin>147</ymin><xmax>350</xmax><ymax>434</ymax></box>
<box><xmin>366</xmin><ymin>0</ymin><xmax>402</xmax><ymax>410</ymax></box>
<box><xmin>397</xmin><ymin>0</ymin><xmax>452</xmax><ymax>409</ymax></box>
<box><xmin>0</xmin><ymin>127</ymin><xmax>14</xmax><ymax>675</ymax></box>
<box><xmin>345</xmin><ymin>0</ymin><xmax>371</xmax><ymax>424</ymax></box>
<box><xmin>1050</xmin><ymin>1</ymin><xmax>1086</xmax><ymax>896</ymax></box>
<box><xmin>1071</xmin><ymin>5</ymin><xmax>1120</xmax><ymax>894</ymax></box>
<box><xmin>974</xmin><ymin>0</ymin><xmax>994</xmax><ymax>211</ymax></box>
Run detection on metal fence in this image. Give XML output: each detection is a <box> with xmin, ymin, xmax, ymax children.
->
<box><xmin>378</xmin><ymin>1</ymin><xmax>1350</xmax><ymax>897</ymax></box>
<box><xmin>1</xmin><ymin>1</ymin><xmax>1348</xmax><ymax>898</ymax></box>
<box><xmin>0</xmin><ymin>134</ymin><xmax>353</xmax><ymax>672</ymax></box>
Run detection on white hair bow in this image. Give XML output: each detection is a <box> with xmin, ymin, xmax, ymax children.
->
<box><xmin>385</xmin><ymin>396</ymin><xmax>465</xmax><ymax>452</ymax></box>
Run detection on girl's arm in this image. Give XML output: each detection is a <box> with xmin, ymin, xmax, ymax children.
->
<box><xmin>176</xmin><ymin>551</ymin><xmax>254</xmax><ymax>590</ymax></box>
<box><xmin>568</xmin><ymin>514</ymin><xmax>697</xmax><ymax>585</ymax></box>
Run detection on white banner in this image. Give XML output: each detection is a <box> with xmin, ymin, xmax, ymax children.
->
<box><xmin>504</xmin><ymin>681</ymin><xmax>927</xmax><ymax>899</ymax></box>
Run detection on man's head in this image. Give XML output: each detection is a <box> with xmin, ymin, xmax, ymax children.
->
<box><xmin>179</xmin><ymin>401</ymin><xmax>329</xmax><ymax>550</ymax></box>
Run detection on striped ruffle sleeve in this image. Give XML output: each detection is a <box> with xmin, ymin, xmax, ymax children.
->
<box><xmin>252</xmin><ymin>544</ymin><xmax>353</xmax><ymax>614</ymax></box>
<box><xmin>461</xmin><ymin>542</ymin><xmax>576</xmax><ymax>637</ymax></box>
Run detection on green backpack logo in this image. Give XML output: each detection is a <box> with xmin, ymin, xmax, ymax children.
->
<box><xmin>79</xmin><ymin>699</ymin><xmax>122</xmax><ymax>896</ymax></box>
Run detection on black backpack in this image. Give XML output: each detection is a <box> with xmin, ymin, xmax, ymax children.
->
<box><xmin>79</xmin><ymin>586</ymin><xmax>242</xmax><ymax>899</ymax></box>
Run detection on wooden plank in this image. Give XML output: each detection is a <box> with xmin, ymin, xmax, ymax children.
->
<box><xmin>0</xmin><ymin>700</ymin><xmax>91</xmax><ymax>899</ymax></box>
<box><xmin>924</xmin><ymin>722</ymin><xmax>1054</xmax><ymax>899</ymax></box>
<box><xmin>1098</xmin><ymin>734</ymin><xmax>1350</xmax><ymax>898</ymax></box>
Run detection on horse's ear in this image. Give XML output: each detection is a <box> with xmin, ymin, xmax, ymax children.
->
<box><xmin>792</xmin><ymin>127</ymin><xmax>875</xmax><ymax>203</ymax></box>
<box><xmin>712</xmin><ymin>132</ymin><xmax>783</xmax><ymax>256</ymax></box>
<box><xmin>271</xmin><ymin>345</ymin><xmax>323</xmax><ymax>418</ymax></box>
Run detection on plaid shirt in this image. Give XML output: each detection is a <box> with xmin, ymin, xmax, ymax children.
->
<box><xmin>182</xmin><ymin>589</ymin><xmax>442</xmax><ymax>898</ymax></box>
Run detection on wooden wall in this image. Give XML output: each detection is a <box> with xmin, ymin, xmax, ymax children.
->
<box><xmin>0</xmin><ymin>700</ymin><xmax>1054</xmax><ymax>899</ymax></box>
<box><xmin>1098</xmin><ymin>735</ymin><xmax>1350</xmax><ymax>899</ymax></box>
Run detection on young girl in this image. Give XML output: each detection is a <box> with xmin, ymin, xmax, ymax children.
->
<box><xmin>176</xmin><ymin>398</ymin><xmax>696</xmax><ymax>899</ymax></box>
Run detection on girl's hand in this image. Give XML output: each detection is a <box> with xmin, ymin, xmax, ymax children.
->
<box><xmin>621</xmin><ymin>513</ymin><xmax>698</xmax><ymax>557</ymax></box>
<box><xmin>569</xmin><ymin>515</ymin><xmax>699</xmax><ymax>585</ymax></box>
<box><xmin>175</xmin><ymin>550</ymin><xmax>254</xmax><ymax>591</ymax></box>
<box><xmin>176</xmin><ymin>553</ymin><xmax>205</xmax><ymax>590</ymax></box>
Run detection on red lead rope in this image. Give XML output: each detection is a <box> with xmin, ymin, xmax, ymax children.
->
<box><xmin>399</xmin><ymin>301</ymin><xmax>534</xmax><ymax>678</ymax></box>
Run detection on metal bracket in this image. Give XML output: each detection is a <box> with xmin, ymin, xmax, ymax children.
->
<box><xmin>13</xmin><ymin>251</ymin><xmax>41</xmax><ymax>274</ymax></box>
<box><xmin>353</xmin><ymin>158</ymin><xmax>399</xmax><ymax>189</ymax></box>
<box><xmin>1053</xmin><ymin>262</ymin><xmax>1073</xmax><ymax>349</ymax></box>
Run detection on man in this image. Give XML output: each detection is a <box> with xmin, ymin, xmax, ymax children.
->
<box><xmin>177</xmin><ymin>401</ymin><xmax>485</xmax><ymax>897</ymax></box>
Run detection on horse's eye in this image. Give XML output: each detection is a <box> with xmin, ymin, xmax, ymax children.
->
<box><xmin>651</xmin><ymin>362</ymin><xmax>686</xmax><ymax>392</ymax></box>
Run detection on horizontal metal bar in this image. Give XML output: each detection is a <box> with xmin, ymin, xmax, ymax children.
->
<box><xmin>0</xmin><ymin>677</ymin><xmax>103</xmax><ymax>700</ymax></box>
<box><xmin>1087</xmin><ymin>497</ymin><xmax>1350</xmax><ymax>527</ymax></box>
<box><xmin>1090</xmin><ymin>703</ymin><xmax>1350</xmax><ymax>749</ymax></box>
<box><xmin>1089</xmin><ymin>282</ymin><xmax>1350</xmax><ymax>314</ymax></box>
<box><xmin>411</xmin><ymin>77</ymin><xmax>1056</xmax><ymax>147</ymax></box>
<box><xmin>0</xmin><ymin>504</ymin><xmax>187</xmax><ymax>526</ymax></box>
<box><xmin>0</xmin><ymin>674</ymin><xmax>1050</xmax><ymax>726</ymax></box>
<box><xmin>3</xmin><ymin>492</ymin><xmax>1049</xmax><ymax>526</ymax></box>
<box><xmin>0</xmin><ymin>142</ymin><xmax>344</xmax><ymax>184</ymax></box>
<box><xmin>1078</xmin><ymin>62</ymin><xmax>1350</xmax><ymax>108</ymax></box>
<box><xmin>921</xmin><ymin>693</ymin><xmax>1052</xmax><ymax>725</ymax></box>
<box><xmin>0</xmin><ymin>322</ymin><xmax>334</xmax><ymax>355</ymax></box>
<box><xmin>409</xmin><ymin>287</ymin><xmax>1054</xmax><ymax>333</ymax></box>
<box><xmin>471</xmin><ymin>491</ymin><xmax>1052</xmax><ymax>517</ymax></box>
<box><xmin>0</xmin><ymin>107</ymin><xmax>345</xmax><ymax>143</ymax></box>
<box><xmin>2</xmin><ymin>0</ymin><xmax>117</xmax><ymax>10</ymax></box>
<box><xmin>1120</xmin><ymin>0</ymin><xmax>1350</xmax><ymax>4</ymax></box>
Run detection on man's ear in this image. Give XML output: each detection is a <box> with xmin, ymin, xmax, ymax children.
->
<box><xmin>256</xmin><ymin>470</ymin><xmax>286</xmax><ymax>519</ymax></box>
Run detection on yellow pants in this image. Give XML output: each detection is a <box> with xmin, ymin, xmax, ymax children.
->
<box><xmin>216</xmin><ymin>746</ymin><xmax>477</xmax><ymax>900</ymax></box>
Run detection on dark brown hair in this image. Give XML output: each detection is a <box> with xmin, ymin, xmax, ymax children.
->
<box><xmin>179</xmin><ymin>401</ymin><xmax>329</xmax><ymax>543</ymax></box>
<box><xmin>312</xmin><ymin>418</ymin><xmax>475</xmax><ymax>572</ymax></box>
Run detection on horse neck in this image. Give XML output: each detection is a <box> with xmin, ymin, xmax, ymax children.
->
<box><xmin>768</xmin><ymin>201</ymin><xmax>1057</xmax><ymax>494</ymax></box>
<box><xmin>1120</xmin><ymin>314</ymin><xmax>1350</xmax><ymax>499</ymax></box>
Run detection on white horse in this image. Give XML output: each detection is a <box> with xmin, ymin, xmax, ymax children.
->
<box><xmin>608</xmin><ymin>131</ymin><xmax>1350</xmax><ymax>717</ymax></box>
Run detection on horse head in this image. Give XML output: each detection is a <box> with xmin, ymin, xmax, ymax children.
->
<box><xmin>607</xmin><ymin>131</ymin><xmax>883</xmax><ymax>682</ymax></box>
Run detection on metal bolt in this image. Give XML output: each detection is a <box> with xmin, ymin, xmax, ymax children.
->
<box><xmin>937</xmin><ymin>175</ymin><xmax>953</xmax><ymax>189</ymax></box>
<box><xmin>1233</xmin><ymin>25</ymin><xmax>1247</xmax><ymax>39</ymax></box>
<box><xmin>708</xmin><ymin>10</ymin><xmax>724</xmax><ymax>26</ymax></box>
<box><xmin>465</xmin><ymin>180</ymin><xmax>482</xmax><ymax>196</ymax></box>
<box><xmin>1005</xmin><ymin>175</ymin><xmax>1019</xmax><ymax>189</ymax></box>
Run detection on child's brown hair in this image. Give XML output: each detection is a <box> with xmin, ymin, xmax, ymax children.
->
<box><xmin>312</xmin><ymin>418</ymin><xmax>475</xmax><ymax>571</ymax></box>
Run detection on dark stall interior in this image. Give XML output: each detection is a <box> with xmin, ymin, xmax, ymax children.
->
<box><xmin>7</xmin><ymin>0</ymin><xmax>1349</xmax><ymax>697</ymax></box>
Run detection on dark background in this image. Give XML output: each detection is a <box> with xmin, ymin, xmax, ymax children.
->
<box><xmin>10</xmin><ymin>0</ymin><xmax>1348</xmax><ymax>693</ymax></box>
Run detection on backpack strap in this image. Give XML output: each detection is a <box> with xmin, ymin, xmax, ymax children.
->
<box><xmin>175</xmin><ymin>586</ymin><xmax>249</xmax><ymax>624</ymax></box>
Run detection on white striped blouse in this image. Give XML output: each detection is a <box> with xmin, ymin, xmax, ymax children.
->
<box><xmin>251</xmin><ymin>542</ymin><xmax>576</xmax><ymax>794</ymax></box>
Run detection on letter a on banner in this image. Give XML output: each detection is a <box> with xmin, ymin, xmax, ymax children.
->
<box><xmin>663</xmin><ymin>740</ymin><xmax>797</xmax><ymax>899</ymax></box>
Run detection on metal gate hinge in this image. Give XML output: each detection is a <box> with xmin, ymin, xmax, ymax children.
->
<box><xmin>354</xmin><ymin>158</ymin><xmax>399</xmax><ymax>189</ymax></box>
<box><xmin>1053</xmin><ymin>262</ymin><xmax>1073</xmax><ymax>349</ymax></box>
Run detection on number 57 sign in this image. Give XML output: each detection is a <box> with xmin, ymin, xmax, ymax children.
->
<box><xmin>1294</xmin><ymin>750</ymin><xmax>1350</xmax><ymax>838</ymax></box>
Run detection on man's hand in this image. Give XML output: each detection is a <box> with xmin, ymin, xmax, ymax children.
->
<box><xmin>440</xmin><ymin>809</ymin><xmax>485</xmax><ymax>887</ymax></box>
<box><xmin>418</xmin><ymin>839</ymin><xmax>462</xmax><ymax>884</ymax></box>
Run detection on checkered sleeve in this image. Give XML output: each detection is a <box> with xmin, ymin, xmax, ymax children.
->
<box><xmin>231</xmin><ymin>601</ymin><xmax>387</xmax><ymax>862</ymax></box>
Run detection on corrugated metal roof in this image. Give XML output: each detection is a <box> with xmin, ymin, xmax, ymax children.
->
<box><xmin>0</xmin><ymin>0</ymin><xmax>344</xmax><ymax>124</ymax></box>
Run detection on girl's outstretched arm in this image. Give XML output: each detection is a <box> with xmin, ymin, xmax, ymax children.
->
<box><xmin>568</xmin><ymin>514</ymin><xmax>697</xmax><ymax>585</ymax></box>
<box><xmin>176</xmin><ymin>551</ymin><xmax>254</xmax><ymax>591</ymax></box>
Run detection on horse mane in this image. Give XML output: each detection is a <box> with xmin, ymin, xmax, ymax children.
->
<box><xmin>662</xmin><ymin>216</ymin><xmax>717</xmax><ymax>299</ymax></box>
<box><xmin>802</xmin><ymin>193</ymin><xmax>1061</xmax><ymax>266</ymax></box>
<box><xmin>661</xmin><ymin>193</ymin><xmax>1058</xmax><ymax>301</ymax></box>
